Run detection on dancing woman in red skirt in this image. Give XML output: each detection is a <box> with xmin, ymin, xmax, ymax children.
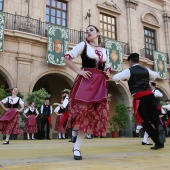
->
<box><xmin>54</xmin><ymin>89</ymin><xmax>69</xmax><ymax>139</ymax></box>
<box><xmin>23</xmin><ymin>102</ymin><xmax>39</xmax><ymax>140</ymax></box>
<box><xmin>0</xmin><ymin>87</ymin><xmax>24</xmax><ymax>144</ymax></box>
<box><xmin>63</xmin><ymin>25</ymin><xmax>111</xmax><ymax>160</ymax></box>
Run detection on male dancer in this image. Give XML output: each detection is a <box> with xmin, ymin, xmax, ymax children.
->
<box><xmin>136</xmin><ymin>82</ymin><xmax>164</xmax><ymax>145</ymax></box>
<box><xmin>113</xmin><ymin>53</ymin><xmax>166</xmax><ymax>150</ymax></box>
<box><xmin>40</xmin><ymin>98</ymin><xmax>52</xmax><ymax>139</ymax></box>
<box><xmin>162</xmin><ymin>99</ymin><xmax>170</xmax><ymax>134</ymax></box>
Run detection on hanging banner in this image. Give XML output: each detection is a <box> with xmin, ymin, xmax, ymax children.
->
<box><xmin>0</xmin><ymin>12</ymin><xmax>6</xmax><ymax>52</ymax></box>
<box><xmin>153</xmin><ymin>51</ymin><xmax>167</xmax><ymax>79</ymax></box>
<box><xmin>46</xmin><ymin>24</ymin><xmax>68</xmax><ymax>65</ymax></box>
<box><xmin>105</xmin><ymin>38</ymin><xmax>123</xmax><ymax>71</ymax></box>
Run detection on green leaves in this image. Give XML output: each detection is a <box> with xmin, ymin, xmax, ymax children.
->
<box><xmin>109</xmin><ymin>103</ymin><xmax>129</xmax><ymax>131</ymax></box>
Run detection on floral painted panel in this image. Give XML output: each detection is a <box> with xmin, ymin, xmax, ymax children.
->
<box><xmin>153</xmin><ymin>51</ymin><xmax>167</xmax><ymax>79</ymax></box>
<box><xmin>46</xmin><ymin>24</ymin><xmax>68</xmax><ymax>66</ymax></box>
<box><xmin>105</xmin><ymin>38</ymin><xmax>123</xmax><ymax>71</ymax></box>
<box><xmin>0</xmin><ymin>12</ymin><xmax>6</xmax><ymax>52</ymax></box>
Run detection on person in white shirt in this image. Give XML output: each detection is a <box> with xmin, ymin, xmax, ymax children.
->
<box><xmin>23</xmin><ymin>102</ymin><xmax>39</xmax><ymax>140</ymax></box>
<box><xmin>113</xmin><ymin>53</ymin><xmax>165</xmax><ymax>150</ymax></box>
<box><xmin>54</xmin><ymin>89</ymin><xmax>70</xmax><ymax>139</ymax></box>
<box><xmin>0</xmin><ymin>87</ymin><xmax>24</xmax><ymax>144</ymax></box>
<box><xmin>136</xmin><ymin>82</ymin><xmax>164</xmax><ymax>145</ymax></box>
<box><xmin>40</xmin><ymin>98</ymin><xmax>52</xmax><ymax>140</ymax></box>
<box><xmin>162</xmin><ymin>99</ymin><xmax>170</xmax><ymax>129</ymax></box>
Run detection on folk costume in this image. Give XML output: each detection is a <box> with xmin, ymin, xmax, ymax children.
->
<box><xmin>64</xmin><ymin>41</ymin><xmax>111</xmax><ymax>137</ymax></box>
<box><xmin>23</xmin><ymin>107</ymin><xmax>39</xmax><ymax>139</ymax></box>
<box><xmin>54</xmin><ymin>95</ymin><xmax>69</xmax><ymax>139</ymax></box>
<box><xmin>162</xmin><ymin>104</ymin><xmax>170</xmax><ymax>127</ymax></box>
<box><xmin>0</xmin><ymin>96</ymin><xmax>24</xmax><ymax>144</ymax></box>
<box><xmin>136</xmin><ymin>88</ymin><xmax>164</xmax><ymax>145</ymax></box>
<box><xmin>40</xmin><ymin>102</ymin><xmax>52</xmax><ymax>139</ymax></box>
<box><xmin>113</xmin><ymin>53</ymin><xmax>165</xmax><ymax>150</ymax></box>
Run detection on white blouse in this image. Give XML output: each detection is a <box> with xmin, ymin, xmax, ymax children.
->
<box><xmin>113</xmin><ymin>64</ymin><xmax>158</xmax><ymax>84</ymax></box>
<box><xmin>54</xmin><ymin>97</ymin><xmax>69</xmax><ymax>113</ymax></box>
<box><xmin>1</xmin><ymin>96</ymin><xmax>24</xmax><ymax>107</ymax></box>
<box><xmin>24</xmin><ymin>107</ymin><xmax>39</xmax><ymax>114</ymax></box>
<box><xmin>64</xmin><ymin>41</ymin><xmax>111</xmax><ymax>71</ymax></box>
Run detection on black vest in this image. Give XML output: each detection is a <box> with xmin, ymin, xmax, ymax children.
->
<box><xmin>43</xmin><ymin>104</ymin><xmax>51</xmax><ymax>116</ymax></box>
<box><xmin>28</xmin><ymin>108</ymin><xmax>37</xmax><ymax>115</ymax></box>
<box><xmin>128</xmin><ymin>65</ymin><xmax>150</xmax><ymax>95</ymax></box>
<box><xmin>8</xmin><ymin>97</ymin><xmax>20</xmax><ymax>108</ymax></box>
<box><xmin>81</xmin><ymin>45</ymin><xmax>105</xmax><ymax>71</ymax></box>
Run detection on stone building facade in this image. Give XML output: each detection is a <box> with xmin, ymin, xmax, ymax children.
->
<box><xmin>0</xmin><ymin>0</ymin><xmax>170</xmax><ymax>138</ymax></box>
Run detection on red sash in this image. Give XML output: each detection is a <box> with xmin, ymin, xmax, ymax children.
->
<box><xmin>133</xmin><ymin>90</ymin><xmax>153</xmax><ymax>124</ymax></box>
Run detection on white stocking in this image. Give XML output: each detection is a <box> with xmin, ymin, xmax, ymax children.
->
<box><xmin>32</xmin><ymin>133</ymin><xmax>34</xmax><ymax>139</ymax></box>
<box><xmin>62</xmin><ymin>133</ymin><xmax>65</xmax><ymax>138</ymax></box>
<box><xmin>27</xmin><ymin>133</ymin><xmax>30</xmax><ymax>139</ymax></box>
<box><xmin>72</xmin><ymin>130</ymin><xmax>78</xmax><ymax>137</ymax></box>
<box><xmin>74</xmin><ymin>131</ymin><xmax>85</xmax><ymax>156</ymax></box>
<box><xmin>142</xmin><ymin>131</ymin><xmax>149</xmax><ymax>143</ymax></box>
<box><xmin>5</xmin><ymin>134</ymin><xmax>10</xmax><ymax>141</ymax></box>
<box><xmin>58</xmin><ymin>133</ymin><xmax>61</xmax><ymax>139</ymax></box>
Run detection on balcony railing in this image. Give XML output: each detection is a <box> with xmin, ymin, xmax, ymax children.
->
<box><xmin>140</xmin><ymin>48</ymin><xmax>169</xmax><ymax>63</ymax></box>
<box><xmin>5</xmin><ymin>13</ymin><xmax>129</xmax><ymax>55</ymax></box>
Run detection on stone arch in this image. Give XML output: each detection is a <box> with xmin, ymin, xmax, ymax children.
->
<box><xmin>29</xmin><ymin>69</ymin><xmax>74</xmax><ymax>93</ymax></box>
<box><xmin>141</xmin><ymin>12</ymin><xmax>160</xmax><ymax>26</ymax></box>
<box><xmin>108</xmin><ymin>80</ymin><xmax>133</xmax><ymax>136</ymax></box>
<box><xmin>155</xmin><ymin>85</ymin><xmax>170</xmax><ymax>101</ymax></box>
<box><xmin>0</xmin><ymin>65</ymin><xmax>15</xmax><ymax>88</ymax></box>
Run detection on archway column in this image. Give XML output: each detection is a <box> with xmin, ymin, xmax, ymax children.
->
<box><xmin>125</xmin><ymin>0</ymin><xmax>138</xmax><ymax>53</ymax></box>
<box><xmin>16</xmin><ymin>56</ymin><xmax>33</xmax><ymax>98</ymax></box>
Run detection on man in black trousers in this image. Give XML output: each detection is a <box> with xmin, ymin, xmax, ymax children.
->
<box><xmin>113</xmin><ymin>53</ymin><xmax>165</xmax><ymax>150</ymax></box>
<box><xmin>40</xmin><ymin>98</ymin><xmax>52</xmax><ymax>139</ymax></box>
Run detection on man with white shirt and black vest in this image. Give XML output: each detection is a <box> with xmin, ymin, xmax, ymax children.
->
<box><xmin>162</xmin><ymin>99</ymin><xmax>170</xmax><ymax>131</ymax></box>
<box><xmin>40</xmin><ymin>98</ymin><xmax>52</xmax><ymax>140</ymax></box>
<box><xmin>113</xmin><ymin>53</ymin><xmax>166</xmax><ymax>150</ymax></box>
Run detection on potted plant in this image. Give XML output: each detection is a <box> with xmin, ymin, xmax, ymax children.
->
<box><xmin>108</xmin><ymin>116</ymin><xmax>119</xmax><ymax>138</ymax></box>
<box><xmin>114</xmin><ymin>103</ymin><xmax>129</xmax><ymax>137</ymax></box>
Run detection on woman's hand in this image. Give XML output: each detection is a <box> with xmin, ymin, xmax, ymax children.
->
<box><xmin>4</xmin><ymin>108</ymin><xmax>8</xmax><ymax>111</ymax></box>
<box><xmin>77</xmin><ymin>70</ymin><xmax>92</xmax><ymax>79</ymax></box>
<box><xmin>104</xmin><ymin>71</ymin><xmax>110</xmax><ymax>80</ymax></box>
<box><xmin>53</xmin><ymin>103</ymin><xmax>58</xmax><ymax>106</ymax></box>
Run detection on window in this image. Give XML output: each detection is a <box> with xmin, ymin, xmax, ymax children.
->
<box><xmin>46</xmin><ymin>0</ymin><xmax>67</xmax><ymax>27</ymax></box>
<box><xmin>144</xmin><ymin>28</ymin><xmax>156</xmax><ymax>60</ymax></box>
<box><xmin>100</xmin><ymin>13</ymin><xmax>116</xmax><ymax>40</ymax></box>
<box><xmin>0</xmin><ymin>0</ymin><xmax>3</xmax><ymax>11</ymax></box>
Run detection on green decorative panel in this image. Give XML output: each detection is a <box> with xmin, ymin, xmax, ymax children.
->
<box><xmin>46</xmin><ymin>24</ymin><xmax>68</xmax><ymax>66</ymax></box>
<box><xmin>0</xmin><ymin>12</ymin><xmax>6</xmax><ymax>52</ymax></box>
<box><xmin>153</xmin><ymin>51</ymin><xmax>167</xmax><ymax>79</ymax></box>
<box><xmin>105</xmin><ymin>38</ymin><xmax>123</xmax><ymax>71</ymax></box>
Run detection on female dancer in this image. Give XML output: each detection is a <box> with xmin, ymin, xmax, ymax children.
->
<box><xmin>63</xmin><ymin>25</ymin><xmax>111</xmax><ymax>160</ymax></box>
<box><xmin>54</xmin><ymin>89</ymin><xmax>69</xmax><ymax>139</ymax></box>
<box><xmin>0</xmin><ymin>87</ymin><xmax>24</xmax><ymax>144</ymax></box>
<box><xmin>23</xmin><ymin>102</ymin><xmax>39</xmax><ymax>140</ymax></box>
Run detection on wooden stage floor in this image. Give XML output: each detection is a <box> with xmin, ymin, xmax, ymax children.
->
<box><xmin>0</xmin><ymin>138</ymin><xmax>169</xmax><ymax>170</ymax></box>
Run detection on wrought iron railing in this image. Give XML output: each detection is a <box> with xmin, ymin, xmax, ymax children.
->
<box><xmin>140</xmin><ymin>48</ymin><xmax>169</xmax><ymax>63</ymax></box>
<box><xmin>5</xmin><ymin>12</ymin><xmax>129</xmax><ymax>55</ymax></box>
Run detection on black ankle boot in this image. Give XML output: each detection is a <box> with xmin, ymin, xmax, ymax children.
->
<box><xmin>68</xmin><ymin>136</ymin><xmax>77</xmax><ymax>143</ymax></box>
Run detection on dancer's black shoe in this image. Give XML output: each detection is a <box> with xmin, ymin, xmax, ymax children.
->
<box><xmin>3</xmin><ymin>141</ymin><xmax>9</xmax><ymax>145</ymax></box>
<box><xmin>73</xmin><ymin>149</ymin><xmax>82</xmax><ymax>160</ymax></box>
